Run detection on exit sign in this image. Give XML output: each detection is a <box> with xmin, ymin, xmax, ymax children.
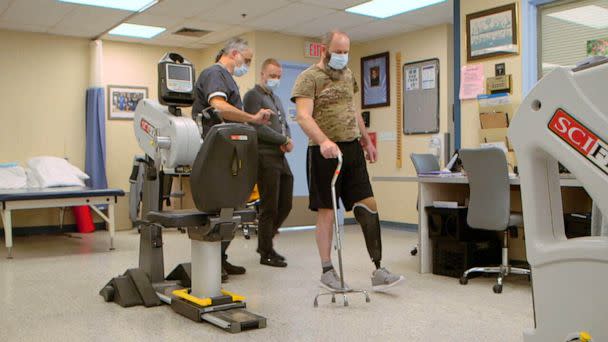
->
<box><xmin>305</xmin><ymin>42</ymin><xmax>323</xmax><ymax>58</ymax></box>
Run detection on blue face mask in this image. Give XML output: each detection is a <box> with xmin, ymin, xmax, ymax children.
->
<box><xmin>266</xmin><ymin>78</ymin><xmax>280</xmax><ymax>91</ymax></box>
<box><xmin>328</xmin><ymin>52</ymin><xmax>349</xmax><ymax>70</ymax></box>
<box><xmin>233</xmin><ymin>63</ymin><xmax>248</xmax><ymax>77</ymax></box>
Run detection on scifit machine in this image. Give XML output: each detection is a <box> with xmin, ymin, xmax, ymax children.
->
<box><xmin>100</xmin><ymin>53</ymin><xmax>267</xmax><ymax>333</ymax></box>
<box><xmin>509</xmin><ymin>56</ymin><xmax>608</xmax><ymax>342</ymax></box>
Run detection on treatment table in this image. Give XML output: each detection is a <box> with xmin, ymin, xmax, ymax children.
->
<box><xmin>0</xmin><ymin>187</ymin><xmax>125</xmax><ymax>258</ymax></box>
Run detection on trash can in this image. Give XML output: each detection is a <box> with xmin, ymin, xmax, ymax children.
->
<box><xmin>72</xmin><ymin>206</ymin><xmax>95</xmax><ymax>233</ymax></box>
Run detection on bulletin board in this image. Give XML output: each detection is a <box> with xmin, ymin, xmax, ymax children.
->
<box><xmin>403</xmin><ymin>58</ymin><xmax>440</xmax><ymax>134</ymax></box>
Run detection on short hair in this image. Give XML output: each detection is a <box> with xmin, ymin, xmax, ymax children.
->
<box><xmin>321</xmin><ymin>30</ymin><xmax>348</xmax><ymax>47</ymax></box>
<box><xmin>222</xmin><ymin>37</ymin><xmax>249</xmax><ymax>55</ymax></box>
<box><xmin>261</xmin><ymin>58</ymin><xmax>281</xmax><ymax>70</ymax></box>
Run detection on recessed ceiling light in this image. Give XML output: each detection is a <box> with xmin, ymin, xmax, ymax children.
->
<box><xmin>547</xmin><ymin>5</ymin><xmax>608</xmax><ymax>29</ymax></box>
<box><xmin>57</xmin><ymin>0</ymin><xmax>158</xmax><ymax>12</ymax></box>
<box><xmin>346</xmin><ymin>0</ymin><xmax>446</xmax><ymax>19</ymax></box>
<box><xmin>109</xmin><ymin>23</ymin><xmax>165</xmax><ymax>39</ymax></box>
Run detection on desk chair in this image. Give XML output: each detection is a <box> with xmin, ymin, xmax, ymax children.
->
<box><xmin>410</xmin><ymin>154</ymin><xmax>441</xmax><ymax>256</ymax></box>
<box><xmin>458</xmin><ymin>148</ymin><xmax>530</xmax><ymax>294</ymax></box>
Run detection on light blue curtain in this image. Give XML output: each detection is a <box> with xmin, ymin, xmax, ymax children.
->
<box><xmin>85</xmin><ymin>87</ymin><xmax>108</xmax><ymax>189</ymax></box>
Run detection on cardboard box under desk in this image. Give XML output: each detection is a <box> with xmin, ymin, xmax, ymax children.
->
<box><xmin>480</xmin><ymin>112</ymin><xmax>509</xmax><ymax>129</ymax></box>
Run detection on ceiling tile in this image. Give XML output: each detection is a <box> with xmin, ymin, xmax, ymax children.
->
<box><xmin>346</xmin><ymin>20</ymin><xmax>422</xmax><ymax>42</ymax></box>
<box><xmin>247</xmin><ymin>3</ymin><xmax>336</xmax><ymax>31</ymax></box>
<box><xmin>154</xmin><ymin>30</ymin><xmax>200</xmax><ymax>42</ymax></box>
<box><xmin>0</xmin><ymin>0</ymin><xmax>74</xmax><ymax>27</ymax></box>
<box><xmin>47</xmin><ymin>26</ymin><xmax>100</xmax><ymax>38</ymax></box>
<box><xmin>175</xmin><ymin>19</ymin><xmax>231</xmax><ymax>33</ymax></box>
<box><xmin>0</xmin><ymin>0</ymin><xmax>11</xmax><ymax>15</ymax></box>
<box><xmin>387</xmin><ymin>0</ymin><xmax>452</xmax><ymax>27</ymax></box>
<box><xmin>145</xmin><ymin>0</ymin><xmax>224</xmax><ymax>19</ymax></box>
<box><xmin>0</xmin><ymin>21</ymin><xmax>48</xmax><ymax>34</ymax></box>
<box><xmin>49</xmin><ymin>6</ymin><xmax>130</xmax><ymax>38</ymax></box>
<box><xmin>129</xmin><ymin>13</ymin><xmax>186</xmax><ymax>29</ymax></box>
<box><xmin>283</xmin><ymin>11</ymin><xmax>375</xmax><ymax>38</ymax></box>
<box><xmin>185</xmin><ymin>41</ymin><xmax>208</xmax><ymax>49</ymax></box>
<box><xmin>197</xmin><ymin>25</ymin><xmax>252</xmax><ymax>45</ymax></box>
<box><xmin>102</xmin><ymin>34</ymin><xmax>147</xmax><ymax>44</ymax></box>
<box><xmin>298</xmin><ymin>0</ymin><xmax>368</xmax><ymax>10</ymax></box>
<box><xmin>199</xmin><ymin>0</ymin><xmax>291</xmax><ymax>25</ymax></box>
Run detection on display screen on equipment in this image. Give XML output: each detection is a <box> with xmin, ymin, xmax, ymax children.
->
<box><xmin>167</xmin><ymin>64</ymin><xmax>191</xmax><ymax>81</ymax></box>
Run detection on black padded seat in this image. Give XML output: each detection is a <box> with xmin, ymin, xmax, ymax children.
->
<box><xmin>145</xmin><ymin>209</ymin><xmax>256</xmax><ymax>228</ymax></box>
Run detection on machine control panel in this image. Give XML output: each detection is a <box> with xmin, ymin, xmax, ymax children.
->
<box><xmin>166</xmin><ymin>64</ymin><xmax>193</xmax><ymax>93</ymax></box>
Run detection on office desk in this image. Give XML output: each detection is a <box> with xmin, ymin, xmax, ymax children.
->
<box><xmin>372</xmin><ymin>174</ymin><xmax>600</xmax><ymax>274</ymax></box>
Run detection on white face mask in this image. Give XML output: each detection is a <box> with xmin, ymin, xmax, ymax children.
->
<box><xmin>328</xmin><ymin>52</ymin><xmax>349</xmax><ymax>70</ymax></box>
<box><xmin>265</xmin><ymin>78</ymin><xmax>280</xmax><ymax>91</ymax></box>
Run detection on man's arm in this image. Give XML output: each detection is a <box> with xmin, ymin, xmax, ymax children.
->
<box><xmin>243</xmin><ymin>90</ymin><xmax>288</xmax><ymax>145</ymax></box>
<box><xmin>295</xmin><ymin>97</ymin><xmax>340</xmax><ymax>158</ymax></box>
<box><xmin>210</xmin><ymin>97</ymin><xmax>272</xmax><ymax>125</ymax></box>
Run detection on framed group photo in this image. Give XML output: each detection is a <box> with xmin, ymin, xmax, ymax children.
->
<box><xmin>466</xmin><ymin>3</ymin><xmax>518</xmax><ymax>61</ymax></box>
<box><xmin>107</xmin><ymin>85</ymin><xmax>148</xmax><ymax>120</ymax></box>
<box><xmin>361</xmin><ymin>51</ymin><xmax>390</xmax><ymax>109</ymax></box>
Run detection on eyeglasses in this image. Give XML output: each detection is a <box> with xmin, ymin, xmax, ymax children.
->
<box><xmin>238</xmin><ymin>51</ymin><xmax>252</xmax><ymax>66</ymax></box>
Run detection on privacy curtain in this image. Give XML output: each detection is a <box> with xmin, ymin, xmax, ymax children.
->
<box><xmin>85</xmin><ymin>40</ymin><xmax>108</xmax><ymax>189</ymax></box>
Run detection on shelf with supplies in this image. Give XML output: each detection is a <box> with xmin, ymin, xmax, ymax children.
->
<box><xmin>477</xmin><ymin>93</ymin><xmax>518</xmax><ymax>170</ymax></box>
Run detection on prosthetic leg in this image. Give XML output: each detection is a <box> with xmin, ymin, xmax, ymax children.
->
<box><xmin>353</xmin><ymin>203</ymin><xmax>382</xmax><ymax>265</ymax></box>
<box><xmin>314</xmin><ymin>154</ymin><xmax>371</xmax><ymax>307</ymax></box>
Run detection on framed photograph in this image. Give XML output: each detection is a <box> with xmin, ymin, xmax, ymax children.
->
<box><xmin>466</xmin><ymin>3</ymin><xmax>518</xmax><ymax>61</ymax></box>
<box><xmin>107</xmin><ymin>85</ymin><xmax>148</xmax><ymax>120</ymax></box>
<box><xmin>361</xmin><ymin>51</ymin><xmax>390</xmax><ymax>109</ymax></box>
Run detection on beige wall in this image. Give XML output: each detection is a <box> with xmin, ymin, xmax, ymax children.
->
<box><xmin>0</xmin><ymin>31</ymin><xmax>201</xmax><ymax>230</ymax></box>
<box><xmin>0</xmin><ymin>30</ymin><xmax>91</xmax><ymax>229</ymax></box>
<box><xmin>0</xmin><ymin>23</ymin><xmax>459</xmax><ymax>229</ymax></box>
<box><xmin>350</xmin><ymin>24</ymin><xmax>454</xmax><ymax>224</ymax></box>
<box><xmin>460</xmin><ymin>0</ymin><xmax>523</xmax><ymax>148</ymax></box>
<box><xmin>0</xmin><ymin>30</ymin><xmax>89</xmax><ymax>174</ymax></box>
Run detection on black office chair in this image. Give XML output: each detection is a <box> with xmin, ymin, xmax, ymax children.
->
<box><xmin>458</xmin><ymin>148</ymin><xmax>530</xmax><ymax>294</ymax></box>
<box><xmin>409</xmin><ymin>153</ymin><xmax>441</xmax><ymax>256</ymax></box>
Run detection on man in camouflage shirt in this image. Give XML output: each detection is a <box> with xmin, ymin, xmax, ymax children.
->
<box><xmin>291</xmin><ymin>30</ymin><xmax>404</xmax><ymax>292</ymax></box>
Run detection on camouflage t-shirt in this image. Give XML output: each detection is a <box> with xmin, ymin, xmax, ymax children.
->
<box><xmin>291</xmin><ymin>65</ymin><xmax>360</xmax><ymax>145</ymax></box>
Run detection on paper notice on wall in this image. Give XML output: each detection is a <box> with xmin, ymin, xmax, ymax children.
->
<box><xmin>405</xmin><ymin>67</ymin><xmax>419</xmax><ymax>91</ymax></box>
<box><xmin>379</xmin><ymin>131</ymin><xmax>396</xmax><ymax>141</ymax></box>
<box><xmin>421</xmin><ymin>65</ymin><xmax>436</xmax><ymax>90</ymax></box>
<box><xmin>459</xmin><ymin>64</ymin><xmax>485</xmax><ymax>100</ymax></box>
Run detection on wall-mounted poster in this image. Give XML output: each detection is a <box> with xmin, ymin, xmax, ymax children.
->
<box><xmin>466</xmin><ymin>3</ymin><xmax>518</xmax><ymax>61</ymax></box>
<box><xmin>361</xmin><ymin>52</ymin><xmax>390</xmax><ymax>109</ymax></box>
<box><xmin>107</xmin><ymin>85</ymin><xmax>148</xmax><ymax>120</ymax></box>
<box><xmin>405</xmin><ymin>67</ymin><xmax>419</xmax><ymax>92</ymax></box>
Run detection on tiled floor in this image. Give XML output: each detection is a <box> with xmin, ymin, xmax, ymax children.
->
<box><xmin>0</xmin><ymin>226</ymin><xmax>533</xmax><ymax>341</ymax></box>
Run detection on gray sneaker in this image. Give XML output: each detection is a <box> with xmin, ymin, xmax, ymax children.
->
<box><xmin>320</xmin><ymin>269</ymin><xmax>350</xmax><ymax>291</ymax></box>
<box><xmin>371</xmin><ymin>267</ymin><xmax>404</xmax><ymax>292</ymax></box>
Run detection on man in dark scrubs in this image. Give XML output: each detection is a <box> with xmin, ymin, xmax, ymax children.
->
<box><xmin>192</xmin><ymin>37</ymin><xmax>272</xmax><ymax>281</ymax></box>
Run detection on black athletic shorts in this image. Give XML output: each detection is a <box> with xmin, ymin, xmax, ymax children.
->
<box><xmin>306</xmin><ymin>139</ymin><xmax>374</xmax><ymax>211</ymax></box>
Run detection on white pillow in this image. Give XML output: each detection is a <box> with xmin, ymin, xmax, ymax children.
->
<box><xmin>25</xmin><ymin>168</ymin><xmax>41</xmax><ymax>189</ymax></box>
<box><xmin>27</xmin><ymin>156</ymin><xmax>89</xmax><ymax>188</ymax></box>
<box><xmin>0</xmin><ymin>165</ymin><xmax>27</xmax><ymax>189</ymax></box>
